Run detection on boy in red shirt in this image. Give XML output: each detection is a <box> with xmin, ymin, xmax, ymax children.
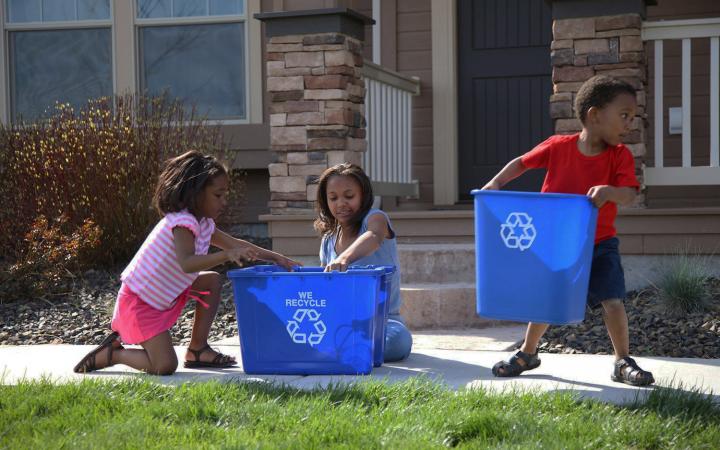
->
<box><xmin>483</xmin><ymin>75</ymin><xmax>654</xmax><ymax>386</ymax></box>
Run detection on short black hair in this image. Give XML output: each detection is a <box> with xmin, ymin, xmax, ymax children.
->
<box><xmin>574</xmin><ymin>75</ymin><xmax>637</xmax><ymax>124</ymax></box>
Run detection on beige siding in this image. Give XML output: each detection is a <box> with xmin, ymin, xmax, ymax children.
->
<box><xmin>395</xmin><ymin>0</ymin><xmax>434</xmax><ymax>209</ymax></box>
<box><xmin>218</xmin><ymin>169</ymin><xmax>271</xmax><ymax>229</ymax></box>
<box><xmin>646</xmin><ymin>0</ymin><xmax>720</xmax><ymax>207</ymax></box>
<box><xmin>258</xmin><ymin>0</ymin><xmax>434</xmax><ymax>209</ymax></box>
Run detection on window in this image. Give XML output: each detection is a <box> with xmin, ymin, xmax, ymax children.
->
<box><xmin>5</xmin><ymin>0</ymin><xmax>112</xmax><ymax>120</ymax></box>
<box><xmin>0</xmin><ymin>0</ymin><xmax>258</xmax><ymax>124</ymax></box>
<box><xmin>136</xmin><ymin>0</ymin><xmax>248</xmax><ymax>121</ymax></box>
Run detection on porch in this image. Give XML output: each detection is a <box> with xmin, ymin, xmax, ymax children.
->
<box><xmin>255</xmin><ymin>7</ymin><xmax>720</xmax><ymax>329</ymax></box>
<box><xmin>261</xmin><ymin>13</ymin><xmax>720</xmax><ymax>258</ymax></box>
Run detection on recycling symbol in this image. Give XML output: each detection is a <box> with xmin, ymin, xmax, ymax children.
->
<box><xmin>500</xmin><ymin>212</ymin><xmax>536</xmax><ymax>251</ymax></box>
<box><xmin>286</xmin><ymin>308</ymin><xmax>327</xmax><ymax>346</ymax></box>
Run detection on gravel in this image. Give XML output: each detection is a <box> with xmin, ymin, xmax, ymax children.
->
<box><xmin>0</xmin><ymin>269</ymin><xmax>239</xmax><ymax>347</ymax></box>
<box><xmin>523</xmin><ymin>278</ymin><xmax>720</xmax><ymax>359</ymax></box>
<box><xmin>2</xmin><ymin>271</ymin><xmax>719</xmax><ymax>358</ymax></box>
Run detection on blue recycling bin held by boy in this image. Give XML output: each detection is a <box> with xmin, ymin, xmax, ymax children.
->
<box><xmin>472</xmin><ymin>190</ymin><xmax>599</xmax><ymax>325</ymax></box>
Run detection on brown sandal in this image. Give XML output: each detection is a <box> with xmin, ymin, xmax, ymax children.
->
<box><xmin>73</xmin><ymin>331</ymin><xmax>123</xmax><ymax>373</ymax></box>
<box><xmin>184</xmin><ymin>344</ymin><xmax>237</xmax><ymax>368</ymax></box>
<box><xmin>492</xmin><ymin>350</ymin><xmax>541</xmax><ymax>377</ymax></box>
<box><xmin>611</xmin><ymin>356</ymin><xmax>655</xmax><ymax>386</ymax></box>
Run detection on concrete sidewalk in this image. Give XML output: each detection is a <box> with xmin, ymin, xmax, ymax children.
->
<box><xmin>1</xmin><ymin>327</ymin><xmax>718</xmax><ymax>405</ymax></box>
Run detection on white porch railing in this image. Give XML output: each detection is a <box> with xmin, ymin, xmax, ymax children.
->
<box><xmin>361</xmin><ymin>60</ymin><xmax>421</xmax><ymax>197</ymax></box>
<box><xmin>642</xmin><ymin>18</ymin><xmax>720</xmax><ymax>185</ymax></box>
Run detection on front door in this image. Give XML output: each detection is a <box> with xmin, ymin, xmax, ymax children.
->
<box><xmin>457</xmin><ymin>0</ymin><xmax>553</xmax><ymax>200</ymax></box>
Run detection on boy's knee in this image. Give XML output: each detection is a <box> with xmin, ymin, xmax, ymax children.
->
<box><xmin>384</xmin><ymin>319</ymin><xmax>413</xmax><ymax>362</ymax></box>
<box><xmin>601</xmin><ymin>299</ymin><xmax>624</xmax><ymax>313</ymax></box>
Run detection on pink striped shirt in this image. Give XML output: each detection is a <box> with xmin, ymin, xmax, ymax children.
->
<box><xmin>121</xmin><ymin>211</ymin><xmax>215</xmax><ymax>310</ymax></box>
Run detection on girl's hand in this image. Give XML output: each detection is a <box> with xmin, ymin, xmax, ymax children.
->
<box><xmin>325</xmin><ymin>258</ymin><xmax>350</xmax><ymax>272</ymax></box>
<box><xmin>225</xmin><ymin>247</ymin><xmax>259</xmax><ymax>265</ymax></box>
<box><xmin>271</xmin><ymin>254</ymin><xmax>302</xmax><ymax>271</ymax></box>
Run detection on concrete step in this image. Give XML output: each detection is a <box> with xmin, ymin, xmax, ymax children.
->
<box><xmin>400</xmin><ymin>283</ymin><xmax>509</xmax><ymax>329</ymax></box>
<box><xmin>398</xmin><ymin>243</ymin><xmax>476</xmax><ymax>284</ymax></box>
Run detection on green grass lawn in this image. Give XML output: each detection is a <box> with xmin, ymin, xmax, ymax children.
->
<box><xmin>1</xmin><ymin>377</ymin><xmax>718</xmax><ymax>449</ymax></box>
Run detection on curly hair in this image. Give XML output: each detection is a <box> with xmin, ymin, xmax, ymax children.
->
<box><xmin>152</xmin><ymin>150</ymin><xmax>227</xmax><ymax>216</ymax></box>
<box><xmin>574</xmin><ymin>75</ymin><xmax>636</xmax><ymax>124</ymax></box>
<box><xmin>314</xmin><ymin>163</ymin><xmax>374</xmax><ymax>237</ymax></box>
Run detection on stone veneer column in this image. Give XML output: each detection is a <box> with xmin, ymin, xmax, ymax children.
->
<box><xmin>550</xmin><ymin>13</ymin><xmax>648</xmax><ymax>202</ymax></box>
<box><xmin>256</xmin><ymin>9</ymin><xmax>373</xmax><ymax>215</ymax></box>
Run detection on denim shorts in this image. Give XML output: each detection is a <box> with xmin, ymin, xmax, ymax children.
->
<box><xmin>586</xmin><ymin>237</ymin><xmax>627</xmax><ymax>309</ymax></box>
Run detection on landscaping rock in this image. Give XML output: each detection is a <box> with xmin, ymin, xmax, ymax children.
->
<box><xmin>518</xmin><ymin>278</ymin><xmax>720</xmax><ymax>358</ymax></box>
<box><xmin>0</xmin><ymin>270</ymin><xmax>239</xmax><ymax>347</ymax></box>
<box><xmin>1</xmin><ymin>273</ymin><xmax>719</xmax><ymax>358</ymax></box>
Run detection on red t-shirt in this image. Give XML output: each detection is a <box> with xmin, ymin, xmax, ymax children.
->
<box><xmin>520</xmin><ymin>134</ymin><xmax>639</xmax><ymax>243</ymax></box>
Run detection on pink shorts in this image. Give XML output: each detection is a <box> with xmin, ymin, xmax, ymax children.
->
<box><xmin>111</xmin><ymin>283</ymin><xmax>191</xmax><ymax>345</ymax></box>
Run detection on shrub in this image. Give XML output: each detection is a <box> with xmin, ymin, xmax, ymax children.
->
<box><xmin>0</xmin><ymin>94</ymin><xmax>225</xmax><ymax>267</ymax></box>
<box><xmin>0</xmin><ymin>94</ymin><xmax>231</xmax><ymax>301</ymax></box>
<box><xmin>0</xmin><ymin>215</ymin><xmax>102</xmax><ymax>302</ymax></box>
<box><xmin>658</xmin><ymin>252</ymin><xmax>711</xmax><ymax>316</ymax></box>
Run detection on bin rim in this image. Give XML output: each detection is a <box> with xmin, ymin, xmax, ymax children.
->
<box><xmin>470</xmin><ymin>189</ymin><xmax>594</xmax><ymax>202</ymax></box>
<box><xmin>227</xmin><ymin>264</ymin><xmax>390</xmax><ymax>278</ymax></box>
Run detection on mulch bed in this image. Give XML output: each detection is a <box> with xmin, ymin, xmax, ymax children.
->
<box><xmin>0</xmin><ymin>270</ymin><xmax>239</xmax><ymax>347</ymax></box>
<box><xmin>529</xmin><ymin>278</ymin><xmax>720</xmax><ymax>358</ymax></box>
<box><xmin>1</xmin><ymin>271</ymin><xmax>718</xmax><ymax>358</ymax></box>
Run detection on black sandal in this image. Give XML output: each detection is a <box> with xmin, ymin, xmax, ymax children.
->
<box><xmin>184</xmin><ymin>344</ymin><xmax>237</xmax><ymax>368</ymax></box>
<box><xmin>492</xmin><ymin>350</ymin><xmax>541</xmax><ymax>377</ymax></box>
<box><xmin>73</xmin><ymin>331</ymin><xmax>123</xmax><ymax>373</ymax></box>
<box><xmin>611</xmin><ymin>356</ymin><xmax>655</xmax><ymax>386</ymax></box>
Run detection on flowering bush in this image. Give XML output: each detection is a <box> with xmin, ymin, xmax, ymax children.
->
<box><xmin>1</xmin><ymin>215</ymin><xmax>102</xmax><ymax>301</ymax></box>
<box><xmin>0</xmin><ymin>94</ymin><xmax>226</xmax><ymax>299</ymax></box>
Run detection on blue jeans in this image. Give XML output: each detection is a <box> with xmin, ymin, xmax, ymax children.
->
<box><xmin>384</xmin><ymin>317</ymin><xmax>412</xmax><ymax>362</ymax></box>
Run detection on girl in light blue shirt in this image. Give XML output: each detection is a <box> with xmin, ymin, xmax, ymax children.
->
<box><xmin>315</xmin><ymin>163</ymin><xmax>412</xmax><ymax>362</ymax></box>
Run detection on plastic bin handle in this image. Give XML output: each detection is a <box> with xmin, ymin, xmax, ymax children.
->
<box><xmin>349</xmin><ymin>264</ymin><xmax>396</xmax><ymax>274</ymax></box>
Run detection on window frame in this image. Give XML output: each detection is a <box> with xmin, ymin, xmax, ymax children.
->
<box><xmin>135</xmin><ymin>1</ymin><xmax>251</xmax><ymax>124</ymax></box>
<box><xmin>0</xmin><ymin>0</ymin><xmax>262</xmax><ymax>125</ymax></box>
<box><xmin>0</xmin><ymin>1</ymin><xmax>115</xmax><ymax>122</ymax></box>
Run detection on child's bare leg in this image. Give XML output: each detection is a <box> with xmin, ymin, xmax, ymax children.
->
<box><xmin>185</xmin><ymin>272</ymin><xmax>235</xmax><ymax>364</ymax></box>
<box><xmin>494</xmin><ymin>322</ymin><xmax>548</xmax><ymax>376</ymax></box>
<box><xmin>602</xmin><ymin>298</ymin><xmax>654</xmax><ymax>385</ymax></box>
<box><xmin>520</xmin><ymin>322</ymin><xmax>550</xmax><ymax>354</ymax></box>
<box><xmin>112</xmin><ymin>331</ymin><xmax>178</xmax><ymax>375</ymax></box>
<box><xmin>600</xmin><ymin>299</ymin><xmax>629</xmax><ymax>359</ymax></box>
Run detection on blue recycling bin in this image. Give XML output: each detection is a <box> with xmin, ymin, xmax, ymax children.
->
<box><xmin>369</xmin><ymin>265</ymin><xmax>395</xmax><ymax>367</ymax></box>
<box><xmin>228</xmin><ymin>265</ymin><xmax>390</xmax><ymax>375</ymax></box>
<box><xmin>471</xmin><ymin>190</ymin><xmax>598</xmax><ymax>324</ymax></box>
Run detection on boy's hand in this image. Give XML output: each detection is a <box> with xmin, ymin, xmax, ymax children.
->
<box><xmin>325</xmin><ymin>258</ymin><xmax>350</xmax><ymax>272</ymax></box>
<box><xmin>586</xmin><ymin>185</ymin><xmax>612</xmax><ymax>208</ymax></box>
<box><xmin>225</xmin><ymin>247</ymin><xmax>259</xmax><ymax>265</ymax></box>
<box><xmin>481</xmin><ymin>180</ymin><xmax>501</xmax><ymax>190</ymax></box>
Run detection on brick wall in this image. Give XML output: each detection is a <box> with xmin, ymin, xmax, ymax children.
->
<box><xmin>266</xmin><ymin>32</ymin><xmax>368</xmax><ymax>214</ymax></box>
<box><xmin>550</xmin><ymin>14</ymin><xmax>649</xmax><ymax>204</ymax></box>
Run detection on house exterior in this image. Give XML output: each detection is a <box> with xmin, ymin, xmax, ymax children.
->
<box><xmin>2</xmin><ymin>1</ymin><xmax>717</xmax><ymax>276</ymax></box>
<box><xmin>252</xmin><ymin>0</ymin><xmax>720</xmax><ymax>265</ymax></box>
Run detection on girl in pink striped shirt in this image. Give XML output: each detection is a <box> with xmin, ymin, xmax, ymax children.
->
<box><xmin>74</xmin><ymin>151</ymin><xmax>299</xmax><ymax>375</ymax></box>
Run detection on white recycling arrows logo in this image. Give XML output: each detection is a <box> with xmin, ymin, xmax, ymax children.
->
<box><xmin>500</xmin><ymin>212</ymin><xmax>536</xmax><ymax>251</ymax></box>
<box><xmin>286</xmin><ymin>308</ymin><xmax>327</xmax><ymax>346</ymax></box>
